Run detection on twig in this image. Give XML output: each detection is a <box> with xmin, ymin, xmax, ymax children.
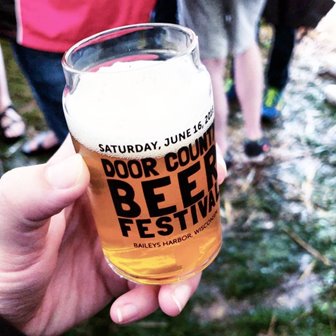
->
<box><xmin>267</xmin><ymin>314</ymin><xmax>277</xmax><ymax>336</ymax></box>
<box><xmin>283</xmin><ymin>228</ymin><xmax>335</xmax><ymax>268</ymax></box>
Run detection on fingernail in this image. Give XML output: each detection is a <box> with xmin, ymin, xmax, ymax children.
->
<box><xmin>116</xmin><ymin>304</ymin><xmax>138</xmax><ymax>323</ymax></box>
<box><xmin>46</xmin><ymin>154</ymin><xmax>84</xmax><ymax>189</ymax></box>
<box><xmin>172</xmin><ymin>284</ymin><xmax>191</xmax><ymax>313</ymax></box>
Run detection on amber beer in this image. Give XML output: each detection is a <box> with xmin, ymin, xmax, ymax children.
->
<box><xmin>71</xmin><ymin>121</ymin><xmax>221</xmax><ymax>283</ymax></box>
<box><xmin>62</xmin><ymin>24</ymin><xmax>222</xmax><ymax>284</ymax></box>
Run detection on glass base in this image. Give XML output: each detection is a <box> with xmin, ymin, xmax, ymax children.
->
<box><xmin>105</xmin><ymin>242</ymin><xmax>222</xmax><ymax>285</ymax></box>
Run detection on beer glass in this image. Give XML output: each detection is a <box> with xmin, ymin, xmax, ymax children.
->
<box><xmin>62</xmin><ymin>23</ymin><xmax>222</xmax><ymax>284</ymax></box>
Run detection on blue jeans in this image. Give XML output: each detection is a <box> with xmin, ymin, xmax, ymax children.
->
<box><xmin>11</xmin><ymin>43</ymin><xmax>68</xmax><ymax>142</ymax></box>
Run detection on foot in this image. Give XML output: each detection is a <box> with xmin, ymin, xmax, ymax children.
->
<box><xmin>261</xmin><ymin>87</ymin><xmax>283</xmax><ymax>123</ymax></box>
<box><xmin>22</xmin><ymin>130</ymin><xmax>61</xmax><ymax>156</ymax></box>
<box><xmin>0</xmin><ymin>105</ymin><xmax>26</xmax><ymax>143</ymax></box>
<box><xmin>244</xmin><ymin>137</ymin><xmax>271</xmax><ymax>158</ymax></box>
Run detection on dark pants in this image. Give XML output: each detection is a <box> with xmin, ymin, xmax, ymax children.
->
<box><xmin>11</xmin><ymin>43</ymin><xmax>68</xmax><ymax>142</ymax></box>
<box><xmin>266</xmin><ymin>24</ymin><xmax>296</xmax><ymax>91</ymax></box>
<box><xmin>153</xmin><ymin>0</ymin><xmax>178</xmax><ymax>24</ymax></box>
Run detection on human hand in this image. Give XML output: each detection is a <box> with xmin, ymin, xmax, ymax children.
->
<box><xmin>0</xmin><ymin>137</ymin><xmax>226</xmax><ymax>336</ymax></box>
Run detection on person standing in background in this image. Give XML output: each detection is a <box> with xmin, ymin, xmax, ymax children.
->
<box><xmin>0</xmin><ymin>0</ymin><xmax>156</xmax><ymax>156</ymax></box>
<box><xmin>261</xmin><ymin>0</ymin><xmax>335</xmax><ymax>122</ymax></box>
<box><xmin>178</xmin><ymin>0</ymin><xmax>270</xmax><ymax>166</ymax></box>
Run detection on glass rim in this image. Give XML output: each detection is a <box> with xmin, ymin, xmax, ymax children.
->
<box><xmin>62</xmin><ymin>23</ymin><xmax>198</xmax><ymax>75</ymax></box>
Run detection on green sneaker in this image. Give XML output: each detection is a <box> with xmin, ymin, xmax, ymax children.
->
<box><xmin>262</xmin><ymin>87</ymin><xmax>283</xmax><ymax>122</ymax></box>
<box><xmin>225</xmin><ymin>78</ymin><xmax>237</xmax><ymax>102</ymax></box>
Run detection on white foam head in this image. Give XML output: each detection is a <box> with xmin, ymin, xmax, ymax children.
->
<box><xmin>63</xmin><ymin>55</ymin><xmax>214</xmax><ymax>158</ymax></box>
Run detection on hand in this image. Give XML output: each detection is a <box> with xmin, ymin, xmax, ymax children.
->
<box><xmin>0</xmin><ymin>137</ymin><xmax>226</xmax><ymax>336</ymax></box>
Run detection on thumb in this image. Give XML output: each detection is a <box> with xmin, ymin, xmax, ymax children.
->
<box><xmin>0</xmin><ymin>154</ymin><xmax>89</xmax><ymax>253</ymax></box>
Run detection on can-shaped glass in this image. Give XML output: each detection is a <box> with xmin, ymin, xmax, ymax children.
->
<box><xmin>62</xmin><ymin>23</ymin><xmax>222</xmax><ymax>284</ymax></box>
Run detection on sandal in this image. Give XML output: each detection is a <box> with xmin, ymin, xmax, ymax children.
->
<box><xmin>21</xmin><ymin>130</ymin><xmax>61</xmax><ymax>156</ymax></box>
<box><xmin>0</xmin><ymin>105</ymin><xmax>26</xmax><ymax>144</ymax></box>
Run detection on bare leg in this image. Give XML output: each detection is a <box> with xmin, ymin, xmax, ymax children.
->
<box><xmin>0</xmin><ymin>45</ymin><xmax>25</xmax><ymax>139</ymax></box>
<box><xmin>234</xmin><ymin>42</ymin><xmax>263</xmax><ymax>141</ymax></box>
<box><xmin>202</xmin><ymin>58</ymin><xmax>229</xmax><ymax>156</ymax></box>
<box><xmin>0</xmin><ymin>45</ymin><xmax>12</xmax><ymax>111</ymax></box>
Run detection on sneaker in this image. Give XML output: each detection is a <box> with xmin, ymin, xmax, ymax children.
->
<box><xmin>262</xmin><ymin>87</ymin><xmax>283</xmax><ymax>122</ymax></box>
<box><xmin>244</xmin><ymin>137</ymin><xmax>271</xmax><ymax>158</ymax></box>
<box><xmin>324</xmin><ymin>84</ymin><xmax>336</xmax><ymax>106</ymax></box>
<box><xmin>225</xmin><ymin>78</ymin><xmax>237</xmax><ymax>102</ymax></box>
